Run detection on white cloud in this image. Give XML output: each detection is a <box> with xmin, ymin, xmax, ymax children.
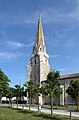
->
<box><xmin>46</xmin><ymin>36</ymin><xmax>59</xmax><ymax>46</ymax></box>
<box><xmin>50</xmin><ymin>54</ymin><xmax>60</xmax><ymax>58</ymax></box>
<box><xmin>0</xmin><ymin>11</ymin><xmax>37</xmax><ymax>25</ymax></box>
<box><xmin>25</xmin><ymin>19</ymin><xmax>35</xmax><ymax>24</ymax></box>
<box><xmin>34</xmin><ymin>1</ymin><xmax>79</xmax><ymax>24</ymax></box>
<box><xmin>0</xmin><ymin>0</ymin><xmax>79</xmax><ymax>26</ymax></box>
<box><xmin>36</xmin><ymin>8</ymin><xmax>69</xmax><ymax>23</ymax></box>
<box><xmin>0</xmin><ymin>1</ymin><xmax>79</xmax><ymax>26</ymax></box>
<box><xmin>5</xmin><ymin>41</ymin><xmax>24</xmax><ymax>49</ymax></box>
<box><xmin>0</xmin><ymin>52</ymin><xmax>17</xmax><ymax>60</ymax></box>
<box><xmin>66</xmin><ymin>55</ymin><xmax>72</xmax><ymax>59</ymax></box>
<box><xmin>5</xmin><ymin>40</ymin><xmax>34</xmax><ymax>49</ymax></box>
<box><xmin>0</xmin><ymin>51</ymin><xmax>30</xmax><ymax>61</ymax></box>
<box><xmin>66</xmin><ymin>55</ymin><xmax>78</xmax><ymax>63</ymax></box>
<box><xmin>65</xmin><ymin>39</ymin><xmax>75</xmax><ymax>47</ymax></box>
<box><xmin>59</xmin><ymin>68</ymin><xmax>67</xmax><ymax>72</ymax></box>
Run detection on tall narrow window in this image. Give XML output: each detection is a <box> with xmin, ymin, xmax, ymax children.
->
<box><xmin>45</xmin><ymin>59</ymin><xmax>47</xmax><ymax>65</ymax></box>
<box><xmin>35</xmin><ymin>59</ymin><xmax>36</xmax><ymax>64</ymax></box>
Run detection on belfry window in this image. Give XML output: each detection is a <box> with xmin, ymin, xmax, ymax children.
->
<box><xmin>40</xmin><ymin>48</ymin><xmax>41</xmax><ymax>51</ymax></box>
<box><xmin>35</xmin><ymin>59</ymin><xmax>36</xmax><ymax>64</ymax></box>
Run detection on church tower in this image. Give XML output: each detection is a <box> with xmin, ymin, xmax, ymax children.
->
<box><xmin>27</xmin><ymin>16</ymin><xmax>50</xmax><ymax>104</ymax></box>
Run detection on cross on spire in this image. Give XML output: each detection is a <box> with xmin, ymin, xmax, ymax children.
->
<box><xmin>39</xmin><ymin>14</ymin><xmax>41</xmax><ymax>20</ymax></box>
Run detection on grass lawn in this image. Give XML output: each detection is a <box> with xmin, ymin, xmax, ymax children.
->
<box><xmin>0</xmin><ymin>106</ymin><xmax>78</xmax><ymax>120</ymax></box>
<box><xmin>42</xmin><ymin>105</ymin><xmax>78</xmax><ymax>111</ymax></box>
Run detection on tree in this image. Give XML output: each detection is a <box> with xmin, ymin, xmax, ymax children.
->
<box><xmin>0</xmin><ymin>69</ymin><xmax>10</xmax><ymax>102</ymax></box>
<box><xmin>39</xmin><ymin>83</ymin><xmax>48</xmax><ymax>103</ymax></box>
<box><xmin>14</xmin><ymin>84</ymin><xmax>24</xmax><ymax>108</ymax></box>
<box><xmin>54</xmin><ymin>88</ymin><xmax>62</xmax><ymax>107</ymax></box>
<box><xmin>25</xmin><ymin>80</ymin><xmax>36</xmax><ymax>111</ymax></box>
<box><xmin>46</xmin><ymin>70</ymin><xmax>61</xmax><ymax>114</ymax></box>
<box><xmin>66</xmin><ymin>80</ymin><xmax>79</xmax><ymax>111</ymax></box>
<box><xmin>6</xmin><ymin>87</ymin><xmax>15</xmax><ymax>107</ymax></box>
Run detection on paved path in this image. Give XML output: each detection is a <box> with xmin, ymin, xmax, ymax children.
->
<box><xmin>0</xmin><ymin>104</ymin><xmax>79</xmax><ymax>118</ymax></box>
<box><xmin>24</xmin><ymin>106</ymin><xmax>79</xmax><ymax>118</ymax></box>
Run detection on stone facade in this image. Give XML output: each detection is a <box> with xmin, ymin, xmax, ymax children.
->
<box><xmin>60</xmin><ymin>73</ymin><xmax>79</xmax><ymax>106</ymax></box>
<box><xmin>27</xmin><ymin>17</ymin><xmax>79</xmax><ymax>106</ymax></box>
<box><xmin>27</xmin><ymin>17</ymin><xmax>50</xmax><ymax>105</ymax></box>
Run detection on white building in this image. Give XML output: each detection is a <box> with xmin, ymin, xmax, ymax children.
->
<box><xmin>27</xmin><ymin>17</ymin><xmax>79</xmax><ymax>106</ymax></box>
<box><xmin>27</xmin><ymin>16</ymin><xmax>50</xmax><ymax>105</ymax></box>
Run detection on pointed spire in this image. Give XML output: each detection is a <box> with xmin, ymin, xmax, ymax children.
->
<box><xmin>39</xmin><ymin>14</ymin><xmax>41</xmax><ymax>20</ymax></box>
<box><xmin>36</xmin><ymin>16</ymin><xmax>45</xmax><ymax>48</ymax></box>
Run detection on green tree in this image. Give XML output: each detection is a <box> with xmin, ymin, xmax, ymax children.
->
<box><xmin>0</xmin><ymin>69</ymin><xmax>10</xmax><ymax>102</ymax></box>
<box><xmin>66</xmin><ymin>80</ymin><xmax>79</xmax><ymax>111</ymax></box>
<box><xmin>54</xmin><ymin>88</ymin><xmax>62</xmax><ymax>107</ymax></box>
<box><xmin>14</xmin><ymin>84</ymin><xmax>24</xmax><ymax>108</ymax></box>
<box><xmin>39</xmin><ymin>84</ymin><xmax>48</xmax><ymax>103</ymax></box>
<box><xmin>6</xmin><ymin>87</ymin><xmax>15</xmax><ymax>107</ymax></box>
<box><xmin>25</xmin><ymin>80</ymin><xmax>36</xmax><ymax>111</ymax></box>
<box><xmin>47</xmin><ymin>70</ymin><xmax>61</xmax><ymax>114</ymax></box>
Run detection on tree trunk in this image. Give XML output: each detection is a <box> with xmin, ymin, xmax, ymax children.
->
<box><xmin>10</xmin><ymin>99</ymin><xmax>12</xmax><ymax>108</ymax></box>
<box><xmin>50</xmin><ymin>96</ymin><xmax>53</xmax><ymax>115</ymax></box>
<box><xmin>77</xmin><ymin>98</ymin><xmax>79</xmax><ymax>111</ymax></box>
<box><xmin>56</xmin><ymin>97</ymin><xmax>58</xmax><ymax>108</ymax></box>
<box><xmin>0</xmin><ymin>98</ymin><xmax>2</xmax><ymax>104</ymax></box>
<box><xmin>29</xmin><ymin>96</ymin><xmax>31</xmax><ymax>111</ymax></box>
<box><xmin>17</xmin><ymin>97</ymin><xmax>18</xmax><ymax>109</ymax></box>
<box><xmin>31</xmin><ymin>97</ymin><xmax>32</xmax><ymax>104</ymax></box>
<box><xmin>9</xmin><ymin>98</ymin><xmax>10</xmax><ymax>107</ymax></box>
<box><xmin>38</xmin><ymin>103</ymin><xmax>41</xmax><ymax>112</ymax></box>
<box><xmin>37</xmin><ymin>95</ymin><xmax>42</xmax><ymax>112</ymax></box>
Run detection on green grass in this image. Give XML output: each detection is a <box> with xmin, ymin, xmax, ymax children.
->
<box><xmin>0</xmin><ymin>106</ymin><xmax>78</xmax><ymax>120</ymax></box>
<box><xmin>42</xmin><ymin>105</ymin><xmax>78</xmax><ymax>111</ymax></box>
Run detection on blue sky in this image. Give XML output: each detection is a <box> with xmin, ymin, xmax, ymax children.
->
<box><xmin>0</xmin><ymin>0</ymin><xmax>79</xmax><ymax>87</ymax></box>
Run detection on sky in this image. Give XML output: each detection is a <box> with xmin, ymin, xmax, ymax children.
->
<box><xmin>0</xmin><ymin>0</ymin><xmax>79</xmax><ymax>87</ymax></box>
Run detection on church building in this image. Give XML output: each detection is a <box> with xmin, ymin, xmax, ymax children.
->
<box><xmin>27</xmin><ymin>17</ymin><xmax>79</xmax><ymax>106</ymax></box>
<box><xmin>27</xmin><ymin>16</ymin><xmax>50</xmax><ymax>105</ymax></box>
